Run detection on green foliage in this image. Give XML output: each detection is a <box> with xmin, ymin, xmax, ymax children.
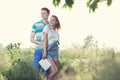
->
<box><xmin>52</xmin><ymin>0</ymin><xmax>112</xmax><ymax>12</ymax></box>
<box><xmin>0</xmin><ymin>48</ymin><xmax>11</xmax><ymax>73</ymax></box>
<box><xmin>4</xmin><ymin>61</ymin><xmax>41</xmax><ymax>80</ymax></box>
<box><xmin>1</xmin><ymin>47</ymin><xmax>41</xmax><ymax>80</ymax></box>
<box><xmin>86</xmin><ymin>0</ymin><xmax>112</xmax><ymax>13</ymax></box>
<box><xmin>87</xmin><ymin>0</ymin><xmax>99</xmax><ymax>13</ymax></box>
<box><xmin>107</xmin><ymin>0</ymin><xmax>112</xmax><ymax>6</ymax></box>
<box><xmin>59</xmin><ymin>44</ymin><xmax>120</xmax><ymax>80</ymax></box>
<box><xmin>0</xmin><ymin>74</ymin><xmax>8</xmax><ymax>80</ymax></box>
<box><xmin>63</xmin><ymin>0</ymin><xmax>74</xmax><ymax>9</ymax></box>
<box><xmin>83</xmin><ymin>34</ymin><xmax>94</xmax><ymax>48</ymax></box>
<box><xmin>0</xmin><ymin>41</ymin><xmax>120</xmax><ymax>80</ymax></box>
<box><xmin>53</xmin><ymin>0</ymin><xmax>61</xmax><ymax>7</ymax></box>
<box><xmin>6</xmin><ymin>43</ymin><xmax>21</xmax><ymax>60</ymax></box>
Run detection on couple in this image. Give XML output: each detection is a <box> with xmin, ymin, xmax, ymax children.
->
<box><xmin>30</xmin><ymin>7</ymin><xmax>61</xmax><ymax>80</ymax></box>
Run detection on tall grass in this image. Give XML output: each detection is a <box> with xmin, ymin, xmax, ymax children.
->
<box><xmin>0</xmin><ymin>44</ymin><xmax>41</xmax><ymax>80</ymax></box>
<box><xmin>56</xmin><ymin>44</ymin><xmax>120</xmax><ymax>80</ymax></box>
<box><xmin>0</xmin><ymin>36</ymin><xmax>120</xmax><ymax>80</ymax></box>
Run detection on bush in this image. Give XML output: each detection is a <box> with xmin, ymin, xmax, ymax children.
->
<box><xmin>4</xmin><ymin>60</ymin><xmax>41</xmax><ymax>80</ymax></box>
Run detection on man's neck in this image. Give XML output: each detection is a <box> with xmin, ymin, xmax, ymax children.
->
<box><xmin>42</xmin><ymin>19</ymin><xmax>48</xmax><ymax>24</ymax></box>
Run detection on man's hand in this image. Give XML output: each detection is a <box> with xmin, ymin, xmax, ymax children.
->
<box><xmin>38</xmin><ymin>42</ymin><xmax>43</xmax><ymax>45</ymax></box>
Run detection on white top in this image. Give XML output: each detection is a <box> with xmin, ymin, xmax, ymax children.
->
<box><xmin>42</xmin><ymin>25</ymin><xmax>59</xmax><ymax>45</ymax></box>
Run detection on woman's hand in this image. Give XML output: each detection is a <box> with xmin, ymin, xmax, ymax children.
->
<box><xmin>42</xmin><ymin>53</ymin><xmax>47</xmax><ymax>59</ymax></box>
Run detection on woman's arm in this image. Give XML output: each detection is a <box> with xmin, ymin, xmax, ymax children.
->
<box><xmin>42</xmin><ymin>32</ymin><xmax>48</xmax><ymax>59</ymax></box>
<box><xmin>30</xmin><ymin>32</ymin><xmax>42</xmax><ymax>45</ymax></box>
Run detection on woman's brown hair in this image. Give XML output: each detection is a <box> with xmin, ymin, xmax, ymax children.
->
<box><xmin>51</xmin><ymin>15</ymin><xmax>61</xmax><ymax>31</ymax></box>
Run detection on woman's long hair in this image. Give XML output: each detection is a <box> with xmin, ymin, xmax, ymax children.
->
<box><xmin>51</xmin><ymin>15</ymin><xmax>61</xmax><ymax>31</ymax></box>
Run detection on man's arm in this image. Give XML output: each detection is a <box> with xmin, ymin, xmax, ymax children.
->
<box><xmin>30</xmin><ymin>32</ymin><xmax>42</xmax><ymax>45</ymax></box>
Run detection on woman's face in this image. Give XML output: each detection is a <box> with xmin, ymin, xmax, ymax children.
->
<box><xmin>50</xmin><ymin>16</ymin><xmax>57</xmax><ymax>28</ymax></box>
<box><xmin>41</xmin><ymin>10</ymin><xmax>49</xmax><ymax>20</ymax></box>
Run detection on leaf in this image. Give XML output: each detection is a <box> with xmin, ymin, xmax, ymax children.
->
<box><xmin>86</xmin><ymin>0</ymin><xmax>92</xmax><ymax>7</ymax></box>
<box><xmin>107</xmin><ymin>0</ymin><xmax>112</xmax><ymax>6</ymax></box>
<box><xmin>53</xmin><ymin>0</ymin><xmax>61</xmax><ymax>7</ymax></box>
<box><xmin>65</xmin><ymin>0</ymin><xmax>74</xmax><ymax>8</ymax></box>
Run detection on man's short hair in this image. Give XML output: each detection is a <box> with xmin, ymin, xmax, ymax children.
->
<box><xmin>41</xmin><ymin>7</ymin><xmax>50</xmax><ymax>14</ymax></box>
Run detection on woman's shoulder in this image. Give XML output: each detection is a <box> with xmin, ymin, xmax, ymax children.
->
<box><xmin>43</xmin><ymin>25</ymin><xmax>50</xmax><ymax>32</ymax></box>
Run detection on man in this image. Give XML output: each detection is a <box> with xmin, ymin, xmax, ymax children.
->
<box><xmin>30</xmin><ymin>7</ymin><xmax>50</xmax><ymax>79</ymax></box>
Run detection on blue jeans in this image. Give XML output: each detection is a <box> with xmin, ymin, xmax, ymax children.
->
<box><xmin>34</xmin><ymin>49</ymin><xmax>49</xmax><ymax>75</ymax></box>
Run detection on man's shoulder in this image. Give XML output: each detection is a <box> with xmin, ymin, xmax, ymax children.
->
<box><xmin>33</xmin><ymin>20</ymin><xmax>42</xmax><ymax>25</ymax></box>
<box><xmin>33</xmin><ymin>20</ymin><xmax>45</xmax><ymax>27</ymax></box>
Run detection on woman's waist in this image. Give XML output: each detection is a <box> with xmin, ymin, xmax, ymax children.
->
<box><xmin>47</xmin><ymin>41</ymin><xmax>59</xmax><ymax>51</ymax></box>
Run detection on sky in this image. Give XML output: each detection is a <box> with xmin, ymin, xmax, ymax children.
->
<box><xmin>0</xmin><ymin>0</ymin><xmax>120</xmax><ymax>50</ymax></box>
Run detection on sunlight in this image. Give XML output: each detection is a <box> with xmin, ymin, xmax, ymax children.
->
<box><xmin>0</xmin><ymin>0</ymin><xmax>120</xmax><ymax>49</ymax></box>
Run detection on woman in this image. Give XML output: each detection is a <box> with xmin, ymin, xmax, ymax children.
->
<box><xmin>42</xmin><ymin>15</ymin><xmax>61</xmax><ymax>80</ymax></box>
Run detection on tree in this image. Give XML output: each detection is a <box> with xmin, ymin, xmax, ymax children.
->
<box><xmin>52</xmin><ymin>0</ymin><xmax>112</xmax><ymax>13</ymax></box>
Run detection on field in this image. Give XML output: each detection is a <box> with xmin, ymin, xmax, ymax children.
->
<box><xmin>0</xmin><ymin>39</ymin><xmax>120</xmax><ymax>80</ymax></box>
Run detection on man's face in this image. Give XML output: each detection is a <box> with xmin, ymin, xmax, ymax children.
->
<box><xmin>41</xmin><ymin>10</ymin><xmax>49</xmax><ymax>20</ymax></box>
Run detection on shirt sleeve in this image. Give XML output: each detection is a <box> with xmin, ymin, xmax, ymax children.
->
<box><xmin>43</xmin><ymin>25</ymin><xmax>49</xmax><ymax>33</ymax></box>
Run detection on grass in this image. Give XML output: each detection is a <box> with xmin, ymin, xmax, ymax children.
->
<box><xmin>0</xmin><ymin>42</ymin><xmax>120</xmax><ymax>80</ymax></box>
